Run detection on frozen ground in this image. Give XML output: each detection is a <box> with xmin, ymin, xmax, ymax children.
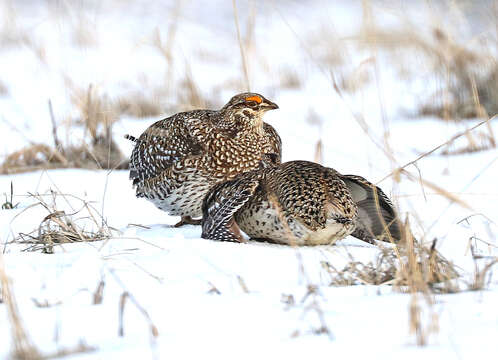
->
<box><xmin>1</xmin><ymin>0</ymin><xmax>498</xmax><ymax>359</ymax></box>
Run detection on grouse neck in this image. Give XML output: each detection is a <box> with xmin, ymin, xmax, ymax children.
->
<box><xmin>218</xmin><ymin>109</ymin><xmax>265</xmax><ymax>135</ymax></box>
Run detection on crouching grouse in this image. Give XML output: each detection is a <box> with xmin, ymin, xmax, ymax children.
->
<box><xmin>201</xmin><ymin>160</ymin><xmax>400</xmax><ymax>245</ymax></box>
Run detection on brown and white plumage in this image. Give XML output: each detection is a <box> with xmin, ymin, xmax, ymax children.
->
<box><xmin>127</xmin><ymin>93</ymin><xmax>281</xmax><ymax>225</ymax></box>
<box><xmin>340</xmin><ymin>174</ymin><xmax>400</xmax><ymax>243</ymax></box>
<box><xmin>201</xmin><ymin>161</ymin><xmax>400</xmax><ymax>245</ymax></box>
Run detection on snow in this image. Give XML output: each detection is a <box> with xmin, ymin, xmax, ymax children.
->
<box><xmin>1</xmin><ymin>0</ymin><xmax>498</xmax><ymax>359</ymax></box>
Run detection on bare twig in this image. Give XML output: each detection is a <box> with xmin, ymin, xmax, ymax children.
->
<box><xmin>48</xmin><ymin>99</ymin><xmax>61</xmax><ymax>151</ymax></box>
<box><xmin>0</xmin><ymin>253</ymin><xmax>42</xmax><ymax>360</ymax></box>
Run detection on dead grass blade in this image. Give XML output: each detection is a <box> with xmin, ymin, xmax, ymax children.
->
<box><xmin>0</xmin><ymin>253</ymin><xmax>42</xmax><ymax>360</ymax></box>
<box><xmin>92</xmin><ymin>279</ymin><xmax>105</xmax><ymax>305</ymax></box>
<box><xmin>118</xmin><ymin>292</ymin><xmax>128</xmax><ymax>337</ymax></box>
<box><xmin>110</xmin><ymin>269</ymin><xmax>158</xmax><ymax>340</ymax></box>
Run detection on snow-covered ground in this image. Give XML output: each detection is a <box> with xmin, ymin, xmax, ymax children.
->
<box><xmin>1</xmin><ymin>1</ymin><xmax>497</xmax><ymax>359</ymax></box>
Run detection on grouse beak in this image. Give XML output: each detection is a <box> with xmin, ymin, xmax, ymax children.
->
<box><xmin>262</xmin><ymin>99</ymin><xmax>279</xmax><ymax>111</ymax></box>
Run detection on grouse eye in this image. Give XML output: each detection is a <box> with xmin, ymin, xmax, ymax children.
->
<box><xmin>246</xmin><ymin>101</ymin><xmax>258</xmax><ymax>108</ymax></box>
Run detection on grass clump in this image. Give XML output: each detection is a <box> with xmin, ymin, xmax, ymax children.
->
<box><xmin>323</xmin><ymin>237</ymin><xmax>459</xmax><ymax>293</ymax></box>
<box><xmin>13</xmin><ymin>192</ymin><xmax>113</xmax><ymax>253</ymax></box>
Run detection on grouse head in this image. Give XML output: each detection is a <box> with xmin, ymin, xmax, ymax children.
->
<box><xmin>220</xmin><ymin>92</ymin><xmax>278</xmax><ymax>130</ymax></box>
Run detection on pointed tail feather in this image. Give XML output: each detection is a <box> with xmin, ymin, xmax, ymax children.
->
<box><xmin>124</xmin><ymin>134</ymin><xmax>138</xmax><ymax>142</ymax></box>
<box><xmin>341</xmin><ymin>175</ymin><xmax>401</xmax><ymax>243</ymax></box>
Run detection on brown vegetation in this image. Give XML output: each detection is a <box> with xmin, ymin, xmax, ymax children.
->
<box><xmin>1</xmin><ymin>86</ymin><xmax>129</xmax><ymax>174</ymax></box>
<box><xmin>13</xmin><ymin>192</ymin><xmax>113</xmax><ymax>253</ymax></box>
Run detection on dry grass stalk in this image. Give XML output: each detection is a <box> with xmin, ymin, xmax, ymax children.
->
<box><xmin>73</xmin><ymin>84</ymin><xmax>114</xmax><ymax>141</ymax></box>
<box><xmin>0</xmin><ymin>2</ymin><xmax>31</xmax><ymax>47</ymax></box>
<box><xmin>2</xmin><ymin>181</ymin><xmax>18</xmax><ymax>210</ymax></box>
<box><xmin>467</xmin><ymin>244</ymin><xmax>498</xmax><ymax>291</ymax></box>
<box><xmin>118</xmin><ymin>292</ymin><xmax>128</xmax><ymax>337</ymax></box>
<box><xmin>14</xmin><ymin>192</ymin><xmax>112</xmax><ymax>253</ymax></box>
<box><xmin>279</xmin><ymin>69</ymin><xmax>302</xmax><ymax>89</ymax></box>
<box><xmin>284</xmin><ymin>285</ymin><xmax>332</xmax><ymax>339</ymax></box>
<box><xmin>306</xmin><ymin>110</ymin><xmax>324</xmax><ymax>165</ymax></box>
<box><xmin>31</xmin><ymin>298</ymin><xmax>62</xmax><ymax>308</ymax></box>
<box><xmin>313</xmin><ymin>140</ymin><xmax>323</xmax><ymax>165</ymax></box>
<box><xmin>46</xmin><ymin>342</ymin><xmax>96</xmax><ymax>359</ymax></box>
<box><xmin>361</xmin><ymin>0</ymin><xmax>396</xmax><ymax>170</ymax></box>
<box><xmin>152</xmin><ymin>0</ymin><xmax>182</xmax><ymax>94</ymax></box>
<box><xmin>48</xmin><ymin>100</ymin><xmax>61</xmax><ymax>150</ymax></box>
<box><xmin>115</xmin><ymin>94</ymin><xmax>162</xmax><ymax>118</ymax></box>
<box><xmin>237</xmin><ymin>275</ymin><xmax>249</xmax><ymax>293</ymax></box>
<box><xmin>280</xmin><ymin>293</ymin><xmax>295</xmax><ymax>308</ymax></box>
<box><xmin>232</xmin><ymin>0</ymin><xmax>250</xmax><ymax>91</ymax></box>
<box><xmin>177</xmin><ymin>63</ymin><xmax>208</xmax><ymax>111</ymax></box>
<box><xmin>470</xmin><ymin>75</ymin><xmax>496</xmax><ymax>147</ymax></box>
<box><xmin>468</xmin><ymin>257</ymin><xmax>498</xmax><ymax>291</ymax></box>
<box><xmin>71</xmin><ymin>13</ymin><xmax>97</xmax><ymax>47</ymax></box>
<box><xmin>0</xmin><ymin>254</ymin><xmax>42</xmax><ymax>360</ymax></box>
<box><xmin>300</xmin><ymin>285</ymin><xmax>332</xmax><ymax>338</ymax></box>
<box><xmin>93</xmin><ymin>280</ymin><xmax>105</xmax><ymax>305</ymax></box>
<box><xmin>0</xmin><ymin>79</ymin><xmax>8</xmax><ymax>95</ymax></box>
<box><xmin>401</xmin><ymin>221</ymin><xmax>438</xmax><ymax>346</ymax></box>
<box><xmin>110</xmin><ymin>270</ymin><xmax>159</xmax><ymax>340</ymax></box>
<box><xmin>207</xmin><ymin>281</ymin><xmax>221</xmax><ymax>295</ymax></box>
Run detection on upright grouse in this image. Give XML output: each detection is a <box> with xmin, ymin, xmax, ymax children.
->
<box><xmin>127</xmin><ymin>92</ymin><xmax>281</xmax><ymax>226</ymax></box>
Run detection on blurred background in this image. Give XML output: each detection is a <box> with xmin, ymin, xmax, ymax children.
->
<box><xmin>0</xmin><ymin>0</ymin><xmax>497</xmax><ymax>239</ymax></box>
